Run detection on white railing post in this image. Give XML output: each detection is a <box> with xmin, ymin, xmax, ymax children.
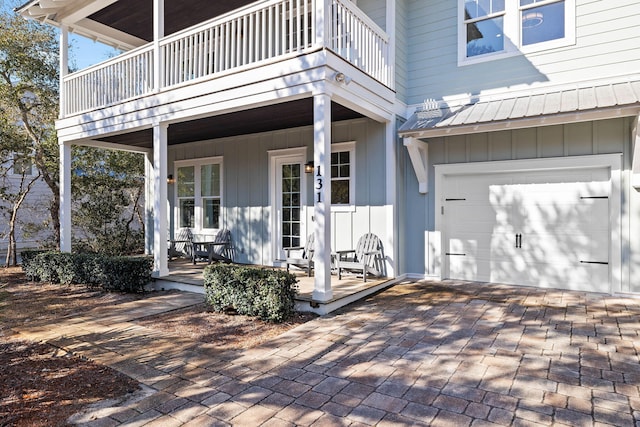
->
<box><xmin>59</xmin><ymin>25</ymin><xmax>68</xmax><ymax>118</ymax></box>
<box><xmin>315</xmin><ymin>0</ymin><xmax>328</xmax><ymax>48</ymax></box>
<box><xmin>153</xmin><ymin>0</ymin><xmax>164</xmax><ymax>92</ymax></box>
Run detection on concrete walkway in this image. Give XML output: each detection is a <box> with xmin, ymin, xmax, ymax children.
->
<box><xmin>14</xmin><ymin>281</ymin><xmax>640</xmax><ymax>426</ymax></box>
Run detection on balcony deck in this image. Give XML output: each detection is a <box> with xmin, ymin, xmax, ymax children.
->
<box><xmin>61</xmin><ymin>0</ymin><xmax>391</xmax><ymax>118</ymax></box>
<box><xmin>151</xmin><ymin>258</ymin><xmax>399</xmax><ymax>315</ymax></box>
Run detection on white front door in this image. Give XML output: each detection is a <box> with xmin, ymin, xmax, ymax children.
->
<box><xmin>270</xmin><ymin>149</ymin><xmax>307</xmax><ymax>261</ymax></box>
<box><xmin>440</xmin><ymin>165</ymin><xmax>612</xmax><ymax>293</ymax></box>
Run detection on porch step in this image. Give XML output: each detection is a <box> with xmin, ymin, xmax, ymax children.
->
<box><xmin>150</xmin><ymin>275</ymin><xmax>402</xmax><ymax>315</ymax></box>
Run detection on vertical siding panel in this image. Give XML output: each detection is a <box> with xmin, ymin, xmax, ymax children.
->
<box><xmin>468</xmin><ymin>133</ymin><xmax>489</xmax><ymax>162</ymax></box>
<box><xmin>540</xmin><ymin>126</ymin><xmax>564</xmax><ymax>158</ymax></box>
<box><xmin>513</xmin><ymin>128</ymin><xmax>537</xmax><ymax>159</ymax></box>
<box><xmin>488</xmin><ymin>131</ymin><xmax>512</xmax><ymax>161</ymax></box>
<box><xmin>566</xmin><ymin>122</ymin><xmax>594</xmax><ymax>156</ymax></box>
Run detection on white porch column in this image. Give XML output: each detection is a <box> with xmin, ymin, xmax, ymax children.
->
<box><xmin>385</xmin><ymin>120</ymin><xmax>396</xmax><ymax>278</ymax></box>
<box><xmin>59</xmin><ymin>25</ymin><xmax>68</xmax><ymax>119</ymax></box>
<box><xmin>153</xmin><ymin>0</ymin><xmax>164</xmax><ymax>92</ymax></box>
<box><xmin>59</xmin><ymin>141</ymin><xmax>72</xmax><ymax>252</ymax></box>
<box><xmin>153</xmin><ymin>122</ymin><xmax>169</xmax><ymax>276</ymax></box>
<box><xmin>313</xmin><ymin>93</ymin><xmax>333</xmax><ymax>301</ymax></box>
<box><xmin>144</xmin><ymin>151</ymin><xmax>154</xmax><ymax>255</ymax></box>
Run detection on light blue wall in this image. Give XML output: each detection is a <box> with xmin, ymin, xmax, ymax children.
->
<box><xmin>403</xmin><ymin>0</ymin><xmax>640</xmax><ymax>105</ymax></box>
<box><xmin>168</xmin><ymin>117</ymin><xmax>388</xmax><ymax>266</ymax></box>
<box><xmin>401</xmin><ymin>117</ymin><xmax>640</xmax><ymax>293</ymax></box>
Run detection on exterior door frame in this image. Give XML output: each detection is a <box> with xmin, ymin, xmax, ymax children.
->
<box><xmin>268</xmin><ymin>147</ymin><xmax>309</xmax><ymax>263</ymax></box>
<box><xmin>434</xmin><ymin>153</ymin><xmax>622</xmax><ymax>294</ymax></box>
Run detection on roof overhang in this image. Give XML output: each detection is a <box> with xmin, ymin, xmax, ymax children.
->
<box><xmin>399</xmin><ymin>76</ymin><xmax>640</xmax><ymax>139</ymax></box>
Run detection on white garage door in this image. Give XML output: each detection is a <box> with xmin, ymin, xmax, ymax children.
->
<box><xmin>442</xmin><ymin>167</ymin><xmax>611</xmax><ymax>293</ymax></box>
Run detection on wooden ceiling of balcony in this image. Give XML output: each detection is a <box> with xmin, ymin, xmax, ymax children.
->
<box><xmin>97</xmin><ymin>99</ymin><xmax>365</xmax><ymax>148</ymax></box>
<box><xmin>89</xmin><ymin>0</ymin><xmax>252</xmax><ymax>42</ymax></box>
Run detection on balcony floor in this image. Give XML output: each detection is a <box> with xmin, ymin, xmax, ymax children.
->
<box><xmin>152</xmin><ymin>258</ymin><xmax>397</xmax><ymax>315</ymax></box>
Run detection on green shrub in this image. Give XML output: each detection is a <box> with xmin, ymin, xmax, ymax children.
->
<box><xmin>204</xmin><ymin>264</ymin><xmax>298</xmax><ymax>322</ymax></box>
<box><xmin>20</xmin><ymin>249</ymin><xmax>50</xmax><ymax>281</ymax></box>
<box><xmin>19</xmin><ymin>251</ymin><xmax>152</xmax><ymax>293</ymax></box>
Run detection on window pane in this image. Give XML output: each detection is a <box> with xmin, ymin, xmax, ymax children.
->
<box><xmin>180</xmin><ymin>199</ymin><xmax>195</xmax><ymax>228</ymax></box>
<box><xmin>13</xmin><ymin>157</ymin><xmax>33</xmax><ymax>175</ymax></box>
<box><xmin>521</xmin><ymin>2</ymin><xmax>565</xmax><ymax>46</ymax></box>
<box><xmin>203</xmin><ymin>199</ymin><xmax>220</xmax><ymax>229</ymax></box>
<box><xmin>465</xmin><ymin>0</ymin><xmax>504</xmax><ymax>19</ymax></box>
<box><xmin>331</xmin><ymin>180</ymin><xmax>350</xmax><ymax>205</ymax></box>
<box><xmin>339</xmin><ymin>151</ymin><xmax>349</xmax><ymax>164</ymax></box>
<box><xmin>339</xmin><ymin>165</ymin><xmax>350</xmax><ymax>178</ymax></box>
<box><xmin>201</xmin><ymin>164</ymin><xmax>220</xmax><ymax>197</ymax></box>
<box><xmin>466</xmin><ymin>16</ymin><xmax>504</xmax><ymax>57</ymax></box>
<box><xmin>177</xmin><ymin>166</ymin><xmax>195</xmax><ymax>197</ymax></box>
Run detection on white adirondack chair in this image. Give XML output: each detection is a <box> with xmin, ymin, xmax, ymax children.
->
<box><xmin>285</xmin><ymin>233</ymin><xmax>315</xmax><ymax>277</ymax></box>
<box><xmin>335</xmin><ymin>233</ymin><xmax>384</xmax><ymax>282</ymax></box>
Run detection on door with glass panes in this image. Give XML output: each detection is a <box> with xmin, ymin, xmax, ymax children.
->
<box><xmin>273</xmin><ymin>154</ymin><xmax>307</xmax><ymax>260</ymax></box>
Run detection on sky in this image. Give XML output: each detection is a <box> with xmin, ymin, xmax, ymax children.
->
<box><xmin>2</xmin><ymin>0</ymin><xmax>120</xmax><ymax>70</ymax></box>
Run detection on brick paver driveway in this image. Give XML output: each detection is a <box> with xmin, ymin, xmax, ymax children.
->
<box><xmin>19</xmin><ymin>281</ymin><xmax>640</xmax><ymax>426</ymax></box>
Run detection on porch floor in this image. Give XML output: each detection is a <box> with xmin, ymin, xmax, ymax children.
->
<box><xmin>153</xmin><ymin>258</ymin><xmax>396</xmax><ymax>314</ymax></box>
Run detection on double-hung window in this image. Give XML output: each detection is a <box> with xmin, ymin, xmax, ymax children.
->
<box><xmin>11</xmin><ymin>153</ymin><xmax>34</xmax><ymax>176</ymax></box>
<box><xmin>330</xmin><ymin>141</ymin><xmax>355</xmax><ymax>208</ymax></box>
<box><xmin>460</xmin><ymin>0</ymin><xmax>575</xmax><ymax>65</ymax></box>
<box><xmin>175</xmin><ymin>157</ymin><xmax>222</xmax><ymax>230</ymax></box>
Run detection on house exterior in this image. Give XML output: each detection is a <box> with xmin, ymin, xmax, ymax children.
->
<box><xmin>17</xmin><ymin>0</ymin><xmax>640</xmax><ymax>298</ymax></box>
<box><xmin>0</xmin><ymin>155</ymin><xmax>51</xmax><ymax>262</ymax></box>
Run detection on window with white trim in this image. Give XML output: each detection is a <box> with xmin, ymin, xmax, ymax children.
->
<box><xmin>331</xmin><ymin>142</ymin><xmax>355</xmax><ymax>207</ymax></box>
<box><xmin>11</xmin><ymin>153</ymin><xmax>34</xmax><ymax>176</ymax></box>
<box><xmin>175</xmin><ymin>157</ymin><xmax>222</xmax><ymax>230</ymax></box>
<box><xmin>460</xmin><ymin>0</ymin><xmax>575</xmax><ymax>65</ymax></box>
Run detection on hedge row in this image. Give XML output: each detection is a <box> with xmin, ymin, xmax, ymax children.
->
<box><xmin>21</xmin><ymin>250</ymin><xmax>152</xmax><ymax>293</ymax></box>
<box><xmin>204</xmin><ymin>264</ymin><xmax>298</xmax><ymax>322</ymax></box>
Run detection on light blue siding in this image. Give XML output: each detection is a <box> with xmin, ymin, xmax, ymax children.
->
<box><xmin>401</xmin><ymin>118</ymin><xmax>640</xmax><ymax>294</ymax></box>
<box><xmin>168</xmin><ymin>118</ymin><xmax>388</xmax><ymax>266</ymax></box>
<box><xmin>404</xmin><ymin>0</ymin><xmax>640</xmax><ymax>105</ymax></box>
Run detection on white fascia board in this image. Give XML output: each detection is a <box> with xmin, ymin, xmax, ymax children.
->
<box><xmin>72</xmin><ymin>139</ymin><xmax>153</xmax><ymax>154</ymax></box>
<box><xmin>58</xmin><ymin>0</ymin><xmax>119</xmax><ymax>26</ymax></box>
<box><xmin>69</xmin><ymin>18</ymin><xmax>147</xmax><ymax>50</ymax></box>
<box><xmin>632</xmin><ymin>114</ymin><xmax>640</xmax><ymax>191</ymax></box>
<box><xmin>402</xmin><ymin>106</ymin><xmax>640</xmax><ymax>139</ymax></box>
<box><xmin>403</xmin><ymin>137</ymin><xmax>428</xmax><ymax>194</ymax></box>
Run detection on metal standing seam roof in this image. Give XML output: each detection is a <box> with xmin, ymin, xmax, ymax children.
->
<box><xmin>399</xmin><ymin>77</ymin><xmax>640</xmax><ymax>137</ymax></box>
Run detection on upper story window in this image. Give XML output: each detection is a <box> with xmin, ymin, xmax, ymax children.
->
<box><xmin>460</xmin><ymin>0</ymin><xmax>575</xmax><ymax>65</ymax></box>
<box><xmin>175</xmin><ymin>157</ymin><xmax>222</xmax><ymax>231</ymax></box>
<box><xmin>11</xmin><ymin>154</ymin><xmax>34</xmax><ymax>176</ymax></box>
<box><xmin>331</xmin><ymin>141</ymin><xmax>356</xmax><ymax>208</ymax></box>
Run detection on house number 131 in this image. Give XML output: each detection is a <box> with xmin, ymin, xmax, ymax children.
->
<box><xmin>315</xmin><ymin>165</ymin><xmax>323</xmax><ymax>203</ymax></box>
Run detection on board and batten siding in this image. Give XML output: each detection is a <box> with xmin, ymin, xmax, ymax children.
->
<box><xmin>0</xmin><ymin>177</ymin><xmax>52</xmax><ymax>255</ymax></box>
<box><xmin>401</xmin><ymin>117</ymin><xmax>640</xmax><ymax>293</ymax></box>
<box><xmin>168</xmin><ymin>117</ymin><xmax>390</xmax><ymax>266</ymax></box>
<box><xmin>404</xmin><ymin>0</ymin><xmax>640</xmax><ymax>105</ymax></box>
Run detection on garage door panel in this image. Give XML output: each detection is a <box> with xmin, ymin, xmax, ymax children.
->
<box><xmin>443</xmin><ymin>166</ymin><xmax>611</xmax><ymax>293</ymax></box>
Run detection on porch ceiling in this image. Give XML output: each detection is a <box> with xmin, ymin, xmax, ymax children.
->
<box><xmin>97</xmin><ymin>99</ymin><xmax>364</xmax><ymax>148</ymax></box>
<box><xmin>89</xmin><ymin>1</ymin><xmax>252</xmax><ymax>42</ymax></box>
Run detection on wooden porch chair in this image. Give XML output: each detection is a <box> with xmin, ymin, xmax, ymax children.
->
<box><xmin>168</xmin><ymin>228</ymin><xmax>192</xmax><ymax>261</ymax></box>
<box><xmin>286</xmin><ymin>233</ymin><xmax>315</xmax><ymax>277</ymax></box>
<box><xmin>334</xmin><ymin>233</ymin><xmax>384</xmax><ymax>282</ymax></box>
<box><xmin>190</xmin><ymin>228</ymin><xmax>233</xmax><ymax>264</ymax></box>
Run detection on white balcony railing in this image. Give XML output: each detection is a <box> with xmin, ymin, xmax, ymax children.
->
<box><xmin>61</xmin><ymin>0</ymin><xmax>390</xmax><ymax>117</ymax></box>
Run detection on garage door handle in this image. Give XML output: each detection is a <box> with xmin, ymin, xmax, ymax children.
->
<box><xmin>580</xmin><ymin>261</ymin><xmax>609</xmax><ymax>265</ymax></box>
<box><xmin>515</xmin><ymin>234</ymin><xmax>522</xmax><ymax>248</ymax></box>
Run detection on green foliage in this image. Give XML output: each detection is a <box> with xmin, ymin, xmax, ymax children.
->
<box><xmin>0</xmin><ymin>5</ymin><xmax>60</xmax><ymax>261</ymax></box>
<box><xmin>204</xmin><ymin>265</ymin><xmax>299</xmax><ymax>323</ymax></box>
<box><xmin>20</xmin><ymin>250</ymin><xmax>152</xmax><ymax>293</ymax></box>
<box><xmin>71</xmin><ymin>146</ymin><xmax>146</xmax><ymax>255</ymax></box>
